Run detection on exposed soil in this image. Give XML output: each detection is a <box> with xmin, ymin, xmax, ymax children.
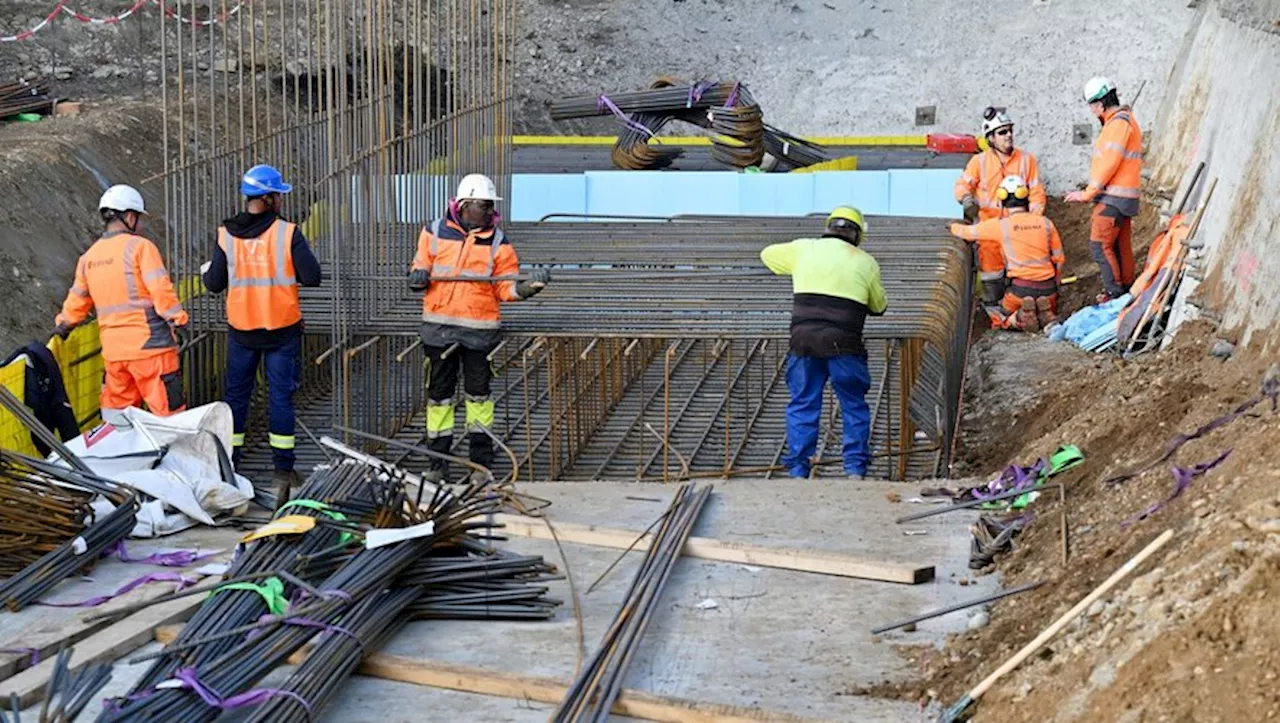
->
<box><xmin>860</xmin><ymin>195</ymin><xmax>1280</xmax><ymax>721</ymax></box>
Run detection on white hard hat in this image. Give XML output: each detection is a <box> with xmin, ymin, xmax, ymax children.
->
<box><xmin>982</xmin><ymin>110</ymin><xmax>1014</xmax><ymax>137</ymax></box>
<box><xmin>1084</xmin><ymin>76</ymin><xmax>1115</xmax><ymax>103</ymax></box>
<box><xmin>98</xmin><ymin>185</ymin><xmax>147</xmax><ymax>214</ymax></box>
<box><xmin>455</xmin><ymin>173</ymin><xmax>502</xmax><ymax>202</ymax></box>
<box><xmin>996</xmin><ymin>175</ymin><xmax>1030</xmax><ymax>202</ymax></box>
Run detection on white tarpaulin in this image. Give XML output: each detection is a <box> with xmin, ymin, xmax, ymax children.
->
<box><xmin>59</xmin><ymin>403</ymin><xmax>255</xmax><ymax>537</ymax></box>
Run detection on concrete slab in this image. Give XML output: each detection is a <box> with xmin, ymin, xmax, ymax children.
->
<box><xmin>10</xmin><ymin>480</ymin><xmax>992</xmax><ymax>721</ymax></box>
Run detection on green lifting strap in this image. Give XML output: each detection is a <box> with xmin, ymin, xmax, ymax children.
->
<box><xmin>276</xmin><ymin>499</ymin><xmax>356</xmax><ymax>543</ymax></box>
<box><xmin>210</xmin><ymin>576</ymin><xmax>288</xmax><ymax>617</ymax></box>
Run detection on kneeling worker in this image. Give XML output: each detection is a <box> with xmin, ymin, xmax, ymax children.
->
<box><xmin>409</xmin><ymin>173</ymin><xmax>549</xmax><ymax>484</ymax></box>
<box><xmin>951</xmin><ymin>176</ymin><xmax>1064</xmax><ymax>332</ymax></box>
<box><xmin>761</xmin><ymin>207</ymin><xmax>887</xmax><ymax>480</ymax></box>
<box><xmin>55</xmin><ymin>185</ymin><xmax>189</xmax><ymax>418</ymax></box>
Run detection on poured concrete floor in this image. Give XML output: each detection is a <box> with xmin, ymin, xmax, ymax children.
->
<box><xmin>3</xmin><ymin>479</ymin><xmax>993</xmax><ymax>721</ymax></box>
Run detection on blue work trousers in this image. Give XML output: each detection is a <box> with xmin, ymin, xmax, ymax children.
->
<box><xmin>225</xmin><ymin>335</ymin><xmax>301</xmax><ymax>472</ymax></box>
<box><xmin>783</xmin><ymin>354</ymin><xmax>872</xmax><ymax>478</ymax></box>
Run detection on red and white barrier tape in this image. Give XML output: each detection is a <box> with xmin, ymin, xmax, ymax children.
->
<box><xmin>1</xmin><ymin>0</ymin><xmax>248</xmax><ymax>43</ymax></box>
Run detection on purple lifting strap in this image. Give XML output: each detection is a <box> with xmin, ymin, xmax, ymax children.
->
<box><xmin>1121</xmin><ymin>448</ymin><xmax>1232</xmax><ymax>527</ymax></box>
<box><xmin>596</xmin><ymin>94</ymin><xmax>656</xmax><ymax>138</ymax></box>
<box><xmin>174</xmin><ymin>667</ymin><xmax>314</xmax><ymax>719</ymax></box>
<box><xmin>105</xmin><ymin>540</ymin><xmax>218</xmax><ymax>567</ymax></box>
<box><xmin>0</xmin><ymin>647</ymin><xmax>40</xmax><ymax>666</ymax></box>
<box><xmin>38</xmin><ymin>572</ymin><xmax>198</xmax><ymax>608</ymax></box>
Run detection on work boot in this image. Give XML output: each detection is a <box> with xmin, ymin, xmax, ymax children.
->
<box><xmin>1017</xmin><ymin>297</ymin><xmax>1040</xmax><ymax>333</ymax></box>
<box><xmin>1035</xmin><ymin>297</ymin><xmax>1057</xmax><ymax>328</ymax></box>
<box><xmin>272</xmin><ymin>469</ymin><xmax>299</xmax><ymax>510</ymax></box>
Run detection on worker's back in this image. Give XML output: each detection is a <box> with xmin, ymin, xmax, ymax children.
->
<box><xmin>1000</xmin><ymin>215</ymin><xmax>1063</xmax><ymax>283</ymax></box>
<box><xmin>760</xmin><ymin>236</ymin><xmax>887</xmax><ymax>358</ymax></box>
<box><xmin>73</xmin><ymin>232</ymin><xmax>178</xmax><ymax>361</ymax></box>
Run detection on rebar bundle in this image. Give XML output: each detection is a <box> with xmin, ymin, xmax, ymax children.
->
<box><xmin>0</xmin><ymin>455</ymin><xmax>96</xmax><ymax>578</ymax></box>
<box><xmin>0</xmin><ymin>648</ymin><xmax>113</xmax><ymax>723</ymax></box>
<box><xmin>0</xmin><ymin>78</ymin><xmax>53</xmax><ymax>120</ymax></box>
<box><xmin>554</xmin><ymin>483</ymin><xmax>712</xmax><ymax>722</ymax></box>
<box><xmin>552</xmin><ymin>81</ymin><xmax>765</xmax><ymax>170</ymax></box>
<box><xmin>0</xmin><ymin>451</ymin><xmax>137</xmax><ymax>612</ymax></box>
<box><xmin>121</xmin><ymin>461</ymin><xmax>390</xmax><ymax>696</ymax></box>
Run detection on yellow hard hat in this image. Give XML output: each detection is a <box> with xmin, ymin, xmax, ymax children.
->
<box><xmin>827</xmin><ymin>205</ymin><xmax>867</xmax><ymax>235</ymax></box>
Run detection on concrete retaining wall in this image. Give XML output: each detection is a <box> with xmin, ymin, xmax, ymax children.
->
<box><xmin>1152</xmin><ymin>0</ymin><xmax>1280</xmax><ymax>344</ymax></box>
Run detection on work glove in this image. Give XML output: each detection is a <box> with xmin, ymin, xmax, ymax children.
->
<box><xmin>408</xmin><ymin>269</ymin><xmax>430</xmax><ymax>292</ymax></box>
<box><xmin>172</xmin><ymin>323</ymin><xmax>191</xmax><ymax>347</ymax></box>
<box><xmin>961</xmin><ymin>196</ymin><xmax>979</xmax><ymax>224</ymax></box>
<box><xmin>516</xmin><ymin>268</ymin><xmax>550</xmax><ymax>299</ymax></box>
<box><xmin>52</xmin><ymin>323</ymin><xmax>73</xmax><ymax>341</ymax></box>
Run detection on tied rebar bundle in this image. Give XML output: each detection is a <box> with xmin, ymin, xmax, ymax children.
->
<box><xmin>0</xmin><ymin>456</ymin><xmax>97</xmax><ymax>578</ymax></box>
<box><xmin>99</xmin><ymin>467</ymin><xmax>510</xmax><ymax>722</ymax></box>
<box><xmin>552</xmin><ymin>80</ymin><xmax>767</xmax><ymax>170</ymax></box>
<box><xmin>117</xmin><ymin>461</ymin><xmax>396</xmax><ymax>697</ymax></box>
<box><xmin>0</xmin><ymin>78</ymin><xmax>53</xmax><ymax>121</ymax></box>
<box><xmin>554</xmin><ymin>484</ymin><xmax>712</xmax><ymax>722</ymax></box>
<box><xmin>0</xmin><ymin>451</ymin><xmax>137</xmax><ymax>612</ymax></box>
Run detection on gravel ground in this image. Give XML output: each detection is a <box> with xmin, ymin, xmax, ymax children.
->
<box><xmin>515</xmin><ymin>0</ymin><xmax>1197</xmax><ymax>190</ymax></box>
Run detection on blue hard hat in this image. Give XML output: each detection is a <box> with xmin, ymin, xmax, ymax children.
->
<box><xmin>240</xmin><ymin>164</ymin><xmax>293</xmax><ymax>197</ymax></box>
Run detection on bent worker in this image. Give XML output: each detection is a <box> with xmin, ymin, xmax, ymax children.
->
<box><xmin>409</xmin><ymin>173</ymin><xmax>549</xmax><ymax>484</ymax></box>
<box><xmin>202</xmin><ymin>164</ymin><xmax>322</xmax><ymax>495</ymax></box>
<box><xmin>954</xmin><ymin>108</ymin><xmax>1047</xmax><ymax>223</ymax></box>
<box><xmin>761</xmin><ymin>206</ymin><xmax>887</xmax><ymax>480</ymax></box>
<box><xmin>1064</xmin><ymin>77</ymin><xmax>1142</xmax><ymax>302</ymax></box>
<box><xmin>951</xmin><ymin>176</ymin><xmax>1065</xmax><ymax>332</ymax></box>
<box><xmin>55</xmin><ymin>185</ymin><xmax>189</xmax><ymax>418</ymax></box>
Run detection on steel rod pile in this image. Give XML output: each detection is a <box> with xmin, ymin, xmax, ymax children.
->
<box><xmin>400</xmin><ymin>544</ymin><xmax>563</xmax><ymax>621</ymax></box>
<box><xmin>3</xmin><ymin>648</ymin><xmax>113</xmax><ymax>723</ymax></box>
<box><xmin>119</xmin><ymin>461</ymin><xmax>390</xmax><ymax>697</ymax></box>
<box><xmin>0</xmin><ymin>451</ymin><xmax>137</xmax><ymax>612</ymax></box>
<box><xmin>551</xmin><ymin>80</ymin><xmax>765</xmax><ymax>169</ymax></box>
<box><xmin>0</xmin><ymin>454</ymin><xmax>96</xmax><ymax>577</ymax></box>
<box><xmin>0</xmin><ymin>78</ymin><xmax>53</xmax><ymax>120</ymax></box>
<box><xmin>554</xmin><ymin>483</ymin><xmax>712</xmax><ymax>721</ymax></box>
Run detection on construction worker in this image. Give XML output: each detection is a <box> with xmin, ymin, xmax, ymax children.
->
<box><xmin>1065</xmin><ymin>77</ymin><xmax>1142</xmax><ymax>302</ymax></box>
<box><xmin>202</xmin><ymin>165</ymin><xmax>322</xmax><ymax>494</ymax></box>
<box><xmin>951</xmin><ymin>176</ymin><xmax>1065</xmax><ymax>332</ymax></box>
<box><xmin>54</xmin><ymin>185</ymin><xmax>189</xmax><ymax>418</ymax></box>
<box><xmin>760</xmin><ymin>207</ymin><xmax>887</xmax><ymax>480</ymax></box>
<box><xmin>409</xmin><ymin>173</ymin><xmax>549</xmax><ymax>484</ymax></box>
<box><xmin>954</xmin><ymin>108</ymin><xmax>1047</xmax><ymax>223</ymax></box>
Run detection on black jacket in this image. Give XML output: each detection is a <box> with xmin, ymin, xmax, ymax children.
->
<box><xmin>202</xmin><ymin>211</ymin><xmax>323</xmax><ymax>349</ymax></box>
<box><xmin>3</xmin><ymin>342</ymin><xmax>80</xmax><ymax>454</ymax></box>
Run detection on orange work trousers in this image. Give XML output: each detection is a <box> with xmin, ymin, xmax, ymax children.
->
<box><xmin>101</xmin><ymin>350</ymin><xmax>186</xmax><ymax>416</ymax></box>
<box><xmin>1090</xmin><ymin>203</ymin><xmax>1136</xmax><ymax>297</ymax></box>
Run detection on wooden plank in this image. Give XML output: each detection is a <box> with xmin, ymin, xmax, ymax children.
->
<box><xmin>0</xmin><ymin>576</ymin><xmax>223</xmax><ymax>708</ymax></box>
<box><xmin>491</xmin><ymin>513</ymin><xmax>934</xmax><ymax>584</ymax></box>
<box><xmin>154</xmin><ymin>626</ymin><xmax>828</xmax><ymax>723</ymax></box>
<box><xmin>0</xmin><ymin>554</ymin><xmax>231</xmax><ymax>682</ymax></box>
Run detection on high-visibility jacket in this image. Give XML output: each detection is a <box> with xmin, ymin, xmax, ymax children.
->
<box><xmin>1082</xmin><ymin>105</ymin><xmax>1143</xmax><ymax>217</ymax></box>
<box><xmin>760</xmin><ymin>235</ymin><xmax>888</xmax><ymax>357</ymax></box>
<box><xmin>950</xmin><ymin>213</ymin><xmax>1064</xmax><ymax>283</ymax></box>
<box><xmin>56</xmin><ymin>232</ymin><xmax>188</xmax><ymax>363</ymax></box>
<box><xmin>953</xmin><ymin>147</ymin><xmax>1047</xmax><ymax>221</ymax></box>
<box><xmin>411</xmin><ymin>218</ymin><xmax>521</xmax><ymax>330</ymax></box>
<box><xmin>217</xmin><ymin>218</ymin><xmax>302</xmax><ymax>332</ymax></box>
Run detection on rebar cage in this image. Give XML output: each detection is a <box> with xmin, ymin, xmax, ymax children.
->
<box><xmin>157</xmin><ymin>2</ymin><xmax>971</xmax><ymax>482</ymax></box>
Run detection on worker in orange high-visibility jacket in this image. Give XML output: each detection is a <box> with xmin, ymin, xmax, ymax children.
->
<box><xmin>202</xmin><ymin>164</ymin><xmax>322</xmax><ymax>500</ymax></box>
<box><xmin>55</xmin><ymin>185</ymin><xmax>189</xmax><ymax>418</ymax></box>
<box><xmin>954</xmin><ymin>108</ymin><xmax>1047</xmax><ymax>223</ymax></box>
<box><xmin>408</xmin><ymin>173</ymin><xmax>550</xmax><ymax>485</ymax></box>
<box><xmin>1065</xmin><ymin>77</ymin><xmax>1142</xmax><ymax>301</ymax></box>
<box><xmin>951</xmin><ymin>175</ymin><xmax>1065</xmax><ymax>333</ymax></box>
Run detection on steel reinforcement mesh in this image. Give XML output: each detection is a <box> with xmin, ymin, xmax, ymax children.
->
<box><xmin>229</xmin><ymin>215</ymin><xmax>973</xmax><ymax>481</ymax></box>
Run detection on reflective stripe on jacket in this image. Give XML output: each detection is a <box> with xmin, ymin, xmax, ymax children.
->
<box><xmin>953</xmin><ymin>147</ymin><xmax>1047</xmax><ymax>220</ymax></box>
<box><xmin>56</xmin><ymin>232</ymin><xmax>188</xmax><ymax>362</ymax></box>
<box><xmin>412</xmin><ymin>217</ymin><xmax>521</xmax><ymax>330</ymax></box>
<box><xmin>1084</xmin><ymin>106</ymin><xmax>1143</xmax><ymax>216</ymax></box>
<box><xmin>951</xmin><ymin>214</ymin><xmax>1063</xmax><ymax>283</ymax></box>
<box><xmin>218</xmin><ymin>218</ymin><xmax>302</xmax><ymax>332</ymax></box>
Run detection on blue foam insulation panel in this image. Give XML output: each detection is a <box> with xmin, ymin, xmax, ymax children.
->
<box><xmin>509</xmin><ymin>169</ymin><xmax>962</xmax><ymax>221</ymax></box>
